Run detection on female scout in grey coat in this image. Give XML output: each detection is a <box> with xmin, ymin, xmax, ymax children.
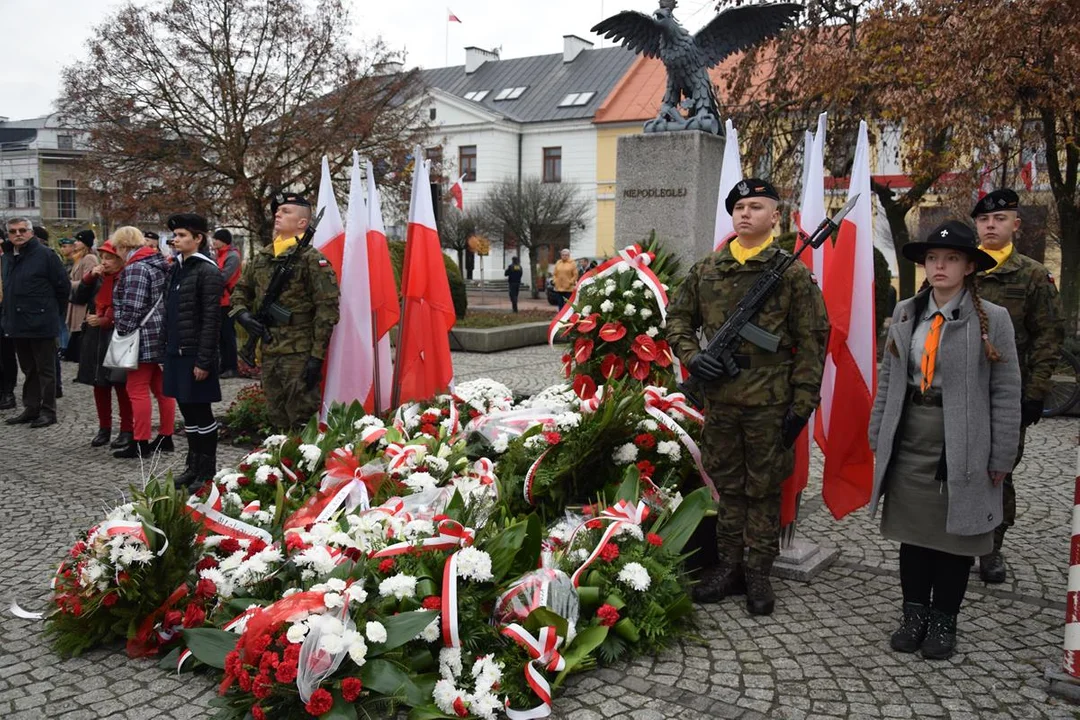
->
<box><xmin>868</xmin><ymin>220</ymin><xmax>1021</xmax><ymax>661</ymax></box>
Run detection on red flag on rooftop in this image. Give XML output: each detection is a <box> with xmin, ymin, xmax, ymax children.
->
<box><xmin>448</xmin><ymin>8</ymin><xmax>462</xmax><ymax>22</ymax></box>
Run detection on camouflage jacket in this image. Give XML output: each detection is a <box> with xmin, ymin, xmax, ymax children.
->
<box><xmin>666</xmin><ymin>243</ymin><xmax>829</xmax><ymax>417</ymax></box>
<box><xmin>230</xmin><ymin>240</ymin><xmax>340</xmax><ymax>359</ymax></box>
<box><xmin>977</xmin><ymin>250</ymin><xmax>1063</xmax><ymax>402</ymax></box>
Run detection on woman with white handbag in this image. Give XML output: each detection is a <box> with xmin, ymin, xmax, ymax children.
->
<box><xmin>108</xmin><ymin>226</ymin><xmax>175</xmax><ymax>460</ymax></box>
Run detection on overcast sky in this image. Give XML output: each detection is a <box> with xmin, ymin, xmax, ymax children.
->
<box><xmin>1</xmin><ymin>0</ymin><xmax>725</xmax><ymax>120</ymax></box>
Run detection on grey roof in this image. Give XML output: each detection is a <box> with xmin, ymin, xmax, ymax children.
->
<box><xmin>420</xmin><ymin>46</ymin><xmax>637</xmax><ymax>124</ymax></box>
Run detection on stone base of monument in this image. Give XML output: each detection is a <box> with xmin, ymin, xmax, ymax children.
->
<box><xmin>1045</xmin><ymin>667</ymin><xmax>1080</xmax><ymax>704</ymax></box>
<box><xmin>614</xmin><ymin>131</ymin><xmax>726</xmax><ymax>267</ymax></box>
<box><xmin>771</xmin><ymin>539</ymin><xmax>839</xmax><ymax>582</ymax></box>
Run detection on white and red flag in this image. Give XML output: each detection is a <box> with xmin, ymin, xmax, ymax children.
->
<box><xmin>449</xmin><ymin>174</ymin><xmax>466</xmax><ymax>211</ymax></box>
<box><xmin>448</xmin><ymin>8</ymin><xmax>462</xmax><ymax>22</ymax></box>
<box><xmin>713</xmin><ymin>118</ymin><xmax>743</xmax><ymax>250</ymax></box>
<box><xmin>820</xmin><ymin>120</ymin><xmax>877</xmax><ymax>519</ymax></box>
<box><xmin>393</xmin><ymin>149</ymin><xmax>456</xmax><ymax>406</ymax></box>
<box><xmin>1021</xmin><ymin>155</ymin><xmax>1037</xmax><ymax>191</ymax></box>
<box><xmin>977</xmin><ymin>162</ymin><xmax>995</xmax><ymax>199</ymax></box>
<box><xmin>313</xmin><ymin>156</ymin><xmax>346</xmax><ymax>278</ymax></box>
<box><xmin>365</xmin><ymin>160</ymin><xmax>399</xmax><ymax>414</ymax></box>
<box><xmin>322</xmin><ymin>152</ymin><xmax>376</xmax><ymax>418</ymax></box>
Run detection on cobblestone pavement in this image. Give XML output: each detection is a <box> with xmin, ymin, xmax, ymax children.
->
<box><xmin>1</xmin><ymin>348</ymin><xmax>1077</xmax><ymax>719</ymax></box>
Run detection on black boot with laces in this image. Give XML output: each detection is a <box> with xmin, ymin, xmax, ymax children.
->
<box><xmin>921</xmin><ymin>609</ymin><xmax>958</xmax><ymax>660</ymax></box>
<box><xmin>890</xmin><ymin>602</ymin><xmax>929</xmax><ymax>653</ymax></box>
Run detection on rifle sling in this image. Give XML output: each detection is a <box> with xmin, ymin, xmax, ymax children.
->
<box><xmin>731</xmin><ymin>351</ymin><xmax>792</xmax><ymax>369</ymax></box>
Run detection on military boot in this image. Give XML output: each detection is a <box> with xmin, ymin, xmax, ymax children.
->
<box><xmin>921</xmin><ymin>609</ymin><xmax>958</xmax><ymax>660</ymax></box>
<box><xmin>889</xmin><ymin>602</ymin><xmax>929</xmax><ymax>653</ymax></box>
<box><xmin>691</xmin><ymin>563</ymin><xmax>746</xmax><ymax>604</ymax></box>
<box><xmin>745</xmin><ymin>568</ymin><xmax>775</xmax><ymax>616</ymax></box>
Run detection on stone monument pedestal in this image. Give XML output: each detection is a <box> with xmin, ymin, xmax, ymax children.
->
<box><xmin>613</xmin><ymin>131</ymin><xmax>726</xmax><ymax>267</ymax></box>
<box><xmin>772</xmin><ymin>538</ymin><xmax>839</xmax><ymax>582</ymax></box>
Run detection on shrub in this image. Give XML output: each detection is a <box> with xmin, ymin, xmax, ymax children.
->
<box><xmin>222</xmin><ymin>383</ymin><xmax>272</xmax><ymax>441</ymax></box>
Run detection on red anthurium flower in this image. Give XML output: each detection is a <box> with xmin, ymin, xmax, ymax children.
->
<box><xmin>600</xmin><ymin>353</ymin><xmax>625</xmax><ymax>379</ymax></box>
<box><xmin>577</xmin><ymin>315</ymin><xmax>598</xmax><ymax>333</ymax></box>
<box><xmin>598</xmin><ymin>321</ymin><xmax>627</xmax><ymax>343</ymax></box>
<box><xmin>628</xmin><ymin>357</ymin><xmax>651</xmax><ymax>381</ymax></box>
<box><xmin>574</xmin><ymin>338</ymin><xmax>594</xmax><ymax>364</ymax></box>
<box><xmin>631</xmin><ymin>334</ymin><xmax>658</xmax><ymax>362</ymax></box>
<box><xmin>653</xmin><ymin>339</ymin><xmax>673</xmax><ymax>368</ymax></box>
<box><xmin>561</xmin><ymin>353</ymin><xmax>573</xmax><ymax>378</ymax></box>
<box><xmin>573</xmin><ymin>374</ymin><xmax>597</xmax><ymax>400</ymax></box>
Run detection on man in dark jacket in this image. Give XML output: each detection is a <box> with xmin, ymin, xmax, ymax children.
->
<box><xmin>1</xmin><ymin>217</ymin><xmax>69</xmax><ymax>427</ymax></box>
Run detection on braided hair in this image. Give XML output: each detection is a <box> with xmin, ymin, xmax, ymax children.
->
<box><xmin>967</xmin><ymin>275</ymin><xmax>1001</xmax><ymax>362</ymax></box>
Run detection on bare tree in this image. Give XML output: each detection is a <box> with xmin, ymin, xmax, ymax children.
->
<box><xmin>438</xmin><ymin>207</ymin><xmax>481</xmax><ymax>277</ymax></box>
<box><xmin>477</xmin><ymin>178</ymin><xmax>590</xmax><ymax>299</ymax></box>
<box><xmin>59</xmin><ymin>0</ymin><xmax>430</xmax><ymax>242</ymax></box>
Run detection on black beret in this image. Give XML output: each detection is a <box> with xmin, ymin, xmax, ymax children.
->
<box><xmin>166</xmin><ymin>213</ymin><xmax>210</xmax><ymax>236</ymax></box>
<box><xmin>725</xmin><ymin>178</ymin><xmax>781</xmax><ymax>215</ymax></box>
<box><xmin>212</xmin><ymin>228</ymin><xmax>233</xmax><ymax>244</ymax></box>
<box><xmin>902</xmin><ymin>220</ymin><xmax>996</xmax><ymax>272</ymax></box>
<box><xmin>143</xmin><ymin>231</ymin><xmax>160</xmax><ymax>241</ymax></box>
<box><xmin>971</xmin><ymin>189</ymin><xmax>1019</xmax><ymax>217</ymax></box>
<box><xmin>270</xmin><ymin>192</ymin><xmax>312</xmax><ymax>215</ymax></box>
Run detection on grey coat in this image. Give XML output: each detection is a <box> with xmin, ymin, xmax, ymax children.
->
<box><xmin>868</xmin><ymin>288</ymin><xmax>1022</xmax><ymax>537</ymax></box>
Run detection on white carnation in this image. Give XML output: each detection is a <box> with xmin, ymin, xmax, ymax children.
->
<box><xmin>631</xmin><ymin>279</ymin><xmax>644</xmax><ymax>289</ymax></box>
<box><xmin>623</xmin><ymin>303</ymin><xmax>636</xmax><ymax>316</ymax></box>
<box><xmin>600</xmin><ymin>299</ymin><xmax>615</xmax><ymax>313</ymax></box>
<box><xmin>345</xmin><ymin>583</ymin><xmax>368</xmax><ymax>605</ymax></box>
<box><xmin>298</xmin><ymin>444</ymin><xmax>322</xmax><ymax>472</ymax></box>
<box><xmin>405</xmin><ymin>471</ymin><xmax>439</xmax><ymax>493</ymax></box>
<box><xmin>637</xmin><ymin>418</ymin><xmax>659</xmax><ymax>432</ymax></box>
<box><xmin>286</xmin><ymin>622</ymin><xmax>309</xmax><ymax>644</ymax></box>
<box><xmin>323</xmin><ymin>592</ymin><xmax>344</xmax><ymax>609</ymax></box>
<box><xmin>612</xmin><ymin>443</ymin><xmax>638</xmax><ymax>465</ymax></box>
<box><xmin>657</xmin><ymin>440</ymin><xmax>681</xmax><ymax>460</ymax></box>
<box><xmin>379</xmin><ymin>574</ymin><xmax>418</xmax><ymax>600</ymax></box>
<box><xmin>580</xmin><ymin>305</ymin><xmax>592</xmax><ymax>317</ymax></box>
<box><xmin>455</xmin><ymin>547</ymin><xmax>493</xmax><ymax>582</ymax></box>
<box><xmin>254</xmin><ymin>465</ymin><xmax>278</xmax><ymax>485</ymax></box>
<box><xmin>617</xmin><ymin>562</ymin><xmax>651</xmax><ymax>592</ymax></box>
<box><xmin>491</xmin><ymin>435</ymin><xmax>510</xmax><ymax>454</ymax></box>
<box><xmin>347</xmin><ymin>631</ymin><xmax>368</xmax><ymax>666</ymax></box>
<box><xmin>646</xmin><ymin>326</ymin><xmax>659</xmax><ymax>338</ymax></box>
<box><xmin>640</xmin><ymin>307</ymin><xmax>653</xmax><ymax>319</ymax></box>
<box><xmin>262</xmin><ymin>434</ymin><xmax>288</xmax><ymax>449</ymax></box>
<box><xmin>622</xmin><ymin>290</ymin><xmax>635</xmax><ymax>298</ymax></box>
<box><xmin>365</xmin><ymin>621</ymin><xmax>388</xmax><ymax>644</ymax></box>
<box><xmin>353</xmin><ymin>415</ymin><xmax>385</xmax><ymax>430</ymax></box>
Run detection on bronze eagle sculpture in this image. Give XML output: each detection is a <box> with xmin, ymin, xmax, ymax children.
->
<box><xmin>592</xmin><ymin>0</ymin><xmax>802</xmax><ymax>135</ymax></box>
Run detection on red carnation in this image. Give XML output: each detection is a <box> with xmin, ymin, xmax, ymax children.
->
<box><xmin>600</xmin><ymin>353</ymin><xmax>625</xmax><ymax>379</ymax></box>
<box><xmin>305</xmin><ymin>687</ymin><xmax>334</xmax><ymax>716</ymax></box>
<box><xmin>599</xmin><ymin>543</ymin><xmax>620</xmax><ymax>563</ymax></box>
<box><xmin>573</xmin><ymin>338</ymin><xmax>594</xmax><ymax>365</ymax></box>
<box><xmin>631</xmin><ymin>334</ymin><xmax>658</xmax><ymax>362</ymax></box>
<box><xmin>653</xmin><ymin>340</ymin><xmax>673</xmax><ymax>368</ymax></box>
<box><xmin>635</xmin><ymin>460</ymin><xmax>656</xmax><ymax>479</ymax></box>
<box><xmin>225</xmin><ymin>650</ymin><xmax>243</xmax><ymax>677</ymax></box>
<box><xmin>544</xmin><ymin>431</ymin><xmax>562</xmax><ymax>446</ymax></box>
<box><xmin>259</xmin><ymin>651</ymin><xmax>280</xmax><ymax>674</ymax></box>
<box><xmin>453</xmin><ymin>697</ymin><xmax>469</xmax><ymax>717</ymax></box>
<box><xmin>182</xmin><ymin>604</ymin><xmax>206</xmax><ymax>629</ymax></box>
<box><xmin>283</xmin><ymin>643</ymin><xmax>302</xmax><ymax>664</ymax></box>
<box><xmin>420</xmin><ymin>423</ymin><xmax>438</xmax><ymax>436</ymax></box>
<box><xmin>251</xmin><ymin>705</ymin><xmax>267</xmax><ymax>720</ymax></box>
<box><xmin>285</xmin><ymin>534</ymin><xmax>307</xmax><ymax>553</ymax></box>
<box><xmin>219</xmin><ymin>538</ymin><xmax>242</xmax><ymax>554</ymax></box>
<box><xmin>281</xmin><ymin>457</ymin><xmax>294</xmax><ymax>468</ymax></box>
<box><xmin>378</xmin><ymin>558</ymin><xmax>395</xmax><ymax>574</ymax></box>
<box><xmin>195</xmin><ymin>578</ymin><xmax>217</xmax><ymax>599</ymax></box>
<box><xmin>101</xmin><ymin>592</ymin><xmax>118</xmax><ymax>608</ymax></box>
<box><xmin>585</xmin><ymin>519</ymin><xmax>602</xmax><ymax>530</ymax></box>
<box><xmin>598</xmin><ymin>321</ymin><xmax>627</xmax><ymax>343</ymax></box>
<box><xmin>627</xmin><ymin>357</ymin><xmax>651</xmax><ymax>381</ymax></box>
<box><xmin>646</xmin><ymin>533</ymin><xmax>664</xmax><ymax>547</ymax></box>
<box><xmin>248</xmin><ymin>539</ymin><xmax>268</xmax><ymax>555</ymax></box>
<box><xmin>275</xmin><ymin>660</ymin><xmax>298</xmax><ymax>684</ymax></box>
<box><xmin>421</xmin><ymin>411</ymin><xmax>440</xmax><ymax>423</ymax></box>
<box><xmin>572</xmin><ymin>374</ymin><xmax>597</xmax><ymax>401</ymax></box>
<box><xmin>634</xmin><ymin>433</ymin><xmax>656</xmax><ymax>450</ymax></box>
<box><xmin>237</xmin><ymin>476</ymin><xmax>251</xmax><ymax>487</ymax></box>
<box><xmin>422</xmin><ymin>595</ymin><xmax>442</xmax><ymax>610</ymax></box>
<box><xmin>597</xmin><ymin>604</ymin><xmax>620</xmax><ymax>627</ymax></box>
<box><xmin>577</xmin><ymin>315</ymin><xmax>599</xmax><ymax>333</ymax></box>
<box><xmin>196</xmin><ymin>556</ymin><xmax>219</xmax><ymax>572</ymax></box>
<box><xmin>342</xmin><ymin>677</ymin><xmax>363</xmax><ymax>702</ymax></box>
<box><xmin>69</xmin><ymin>541</ymin><xmax>87</xmax><ymax>558</ymax></box>
<box><xmin>163</xmin><ymin>609</ymin><xmax>183</xmax><ymax>629</ymax></box>
<box><xmin>561</xmin><ymin>353</ymin><xmax>573</xmax><ymax>378</ymax></box>
<box><xmin>252</xmin><ymin>673</ymin><xmax>273</xmax><ymax>700</ymax></box>
<box><xmin>71</xmin><ymin>599</ymin><xmax>83</xmax><ymax>617</ymax></box>
<box><xmin>237</xmin><ymin>669</ymin><xmax>252</xmax><ymax>692</ymax></box>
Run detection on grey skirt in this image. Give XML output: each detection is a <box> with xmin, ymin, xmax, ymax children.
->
<box><xmin>880</xmin><ymin>396</ymin><xmax>993</xmax><ymax>556</ymax></box>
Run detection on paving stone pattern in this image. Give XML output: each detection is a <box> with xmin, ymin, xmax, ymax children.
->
<box><xmin>0</xmin><ymin>348</ymin><xmax>1077</xmax><ymax>719</ymax></box>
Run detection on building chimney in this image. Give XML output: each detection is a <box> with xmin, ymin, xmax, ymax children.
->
<box><xmin>373</xmin><ymin>60</ymin><xmax>404</xmax><ymax>75</ymax></box>
<box><xmin>465</xmin><ymin>46</ymin><xmax>499</xmax><ymax>74</ymax></box>
<box><xmin>563</xmin><ymin>35</ymin><xmax>593</xmax><ymax>63</ymax></box>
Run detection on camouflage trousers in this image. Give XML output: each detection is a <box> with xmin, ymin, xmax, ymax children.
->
<box><xmin>262</xmin><ymin>352</ymin><xmax>320</xmax><ymax>430</ymax></box>
<box><xmin>994</xmin><ymin>425</ymin><xmax>1027</xmax><ymax>551</ymax></box>
<box><xmin>700</xmin><ymin>402</ymin><xmax>793</xmax><ymax>570</ymax></box>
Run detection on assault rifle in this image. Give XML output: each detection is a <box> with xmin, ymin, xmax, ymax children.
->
<box><xmin>238</xmin><ymin>207</ymin><xmax>325</xmax><ymax>367</ymax></box>
<box><xmin>677</xmin><ymin>194</ymin><xmax>858</xmax><ymax>410</ymax></box>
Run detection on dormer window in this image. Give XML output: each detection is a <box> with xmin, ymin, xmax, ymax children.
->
<box><xmin>494</xmin><ymin>86</ymin><xmax>528</xmax><ymax>101</ymax></box>
<box><xmin>557</xmin><ymin>91</ymin><xmax>596</xmax><ymax>107</ymax></box>
<box><xmin>463</xmin><ymin>90</ymin><xmax>490</xmax><ymax>101</ymax></box>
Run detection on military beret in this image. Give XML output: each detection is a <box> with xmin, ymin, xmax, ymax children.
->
<box><xmin>212</xmin><ymin>228</ymin><xmax>233</xmax><ymax>244</ymax></box>
<box><xmin>58</xmin><ymin>237</ymin><xmax>75</xmax><ymax>245</ymax></box>
<box><xmin>166</xmin><ymin>213</ymin><xmax>210</xmax><ymax>236</ymax></box>
<box><xmin>902</xmin><ymin>219</ymin><xmax>997</xmax><ymax>272</ymax></box>
<box><xmin>270</xmin><ymin>192</ymin><xmax>312</xmax><ymax>215</ymax></box>
<box><xmin>143</xmin><ymin>231</ymin><xmax>160</xmax><ymax>241</ymax></box>
<box><xmin>725</xmin><ymin>178</ymin><xmax>781</xmax><ymax>215</ymax></box>
<box><xmin>971</xmin><ymin>188</ymin><xmax>1019</xmax><ymax>217</ymax></box>
<box><xmin>74</xmin><ymin>229</ymin><xmax>95</xmax><ymax>246</ymax></box>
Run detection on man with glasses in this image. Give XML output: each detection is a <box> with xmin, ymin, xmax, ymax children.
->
<box><xmin>0</xmin><ymin>217</ymin><xmax>69</xmax><ymax>427</ymax></box>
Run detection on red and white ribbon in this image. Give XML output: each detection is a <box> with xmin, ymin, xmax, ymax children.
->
<box><xmin>370</xmin><ymin>519</ymin><xmax>474</xmax><ymax>559</ymax></box>
<box><xmin>569</xmin><ymin>500</ymin><xmax>650</xmax><ymax>587</ymax></box>
<box><xmin>242</xmin><ymin>500</ymin><xmax>261</xmax><ymax>515</ymax></box>
<box><xmin>1063</xmin><ymin>447</ymin><xmax>1080</xmax><ymax>677</ymax></box>
<box><xmin>92</xmin><ymin>518</ymin><xmax>170</xmax><ymax>556</ymax></box>
<box><xmin>501</xmin><ymin>624</ymin><xmax>565</xmax><ymax>719</ymax></box>
<box><xmin>523</xmin><ymin>448</ymin><xmax>552</xmax><ymax>505</ymax></box>
<box><xmin>360</xmin><ymin>426</ymin><xmax>388</xmax><ymax>446</ymax></box>
<box><xmin>547</xmin><ymin>244</ymin><xmax>669</xmax><ymax>345</ymax></box>
<box><xmin>642</xmin><ymin>386</ymin><xmax>717</xmax><ymax>502</ymax></box>
<box><xmin>579</xmin><ymin>386</ymin><xmax>605</xmax><ymax>414</ymax></box>
<box><xmin>185</xmin><ymin>484</ymin><xmax>273</xmax><ymax>545</ymax></box>
<box><xmin>385</xmin><ymin>443</ymin><xmax>422</xmax><ymax>474</ymax></box>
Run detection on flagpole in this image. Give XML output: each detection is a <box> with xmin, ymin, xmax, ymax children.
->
<box><xmin>445</xmin><ymin>12</ymin><xmax>449</xmax><ymax>66</ymax></box>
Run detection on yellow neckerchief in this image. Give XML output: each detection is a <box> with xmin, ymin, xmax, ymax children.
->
<box><xmin>979</xmin><ymin>242</ymin><xmax>1013</xmax><ymax>273</ymax></box>
<box><xmin>730</xmin><ymin>235</ymin><xmax>774</xmax><ymax>265</ymax></box>
<box><xmin>272</xmin><ymin>235</ymin><xmax>298</xmax><ymax>258</ymax></box>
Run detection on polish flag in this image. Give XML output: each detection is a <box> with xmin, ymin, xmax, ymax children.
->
<box><xmin>365</xmin><ymin>160</ymin><xmax>399</xmax><ymax>414</ymax></box>
<box><xmin>780</xmin><ymin>112</ymin><xmax>826</xmax><ymax>527</ymax></box>
<box><xmin>820</xmin><ymin>120</ymin><xmax>876</xmax><ymax>519</ymax></box>
<box><xmin>313</xmin><ymin>156</ymin><xmax>345</xmax><ymax>278</ymax></box>
<box><xmin>393</xmin><ymin>149</ymin><xmax>456</xmax><ymax>406</ymax></box>
<box><xmin>977</xmin><ymin>162</ymin><xmax>995</xmax><ymax>200</ymax></box>
<box><xmin>1021</xmin><ymin>156</ymin><xmax>1037</xmax><ymax>191</ymax></box>
<box><xmin>713</xmin><ymin>118</ymin><xmax>743</xmax><ymax>250</ymax></box>
<box><xmin>448</xmin><ymin>8</ymin><xmax>462</xmax><ymax>22</ymax></box>
<box><xmin>449</xmin><ymin>174</ymin><xmax>466</xmax><ymax>211</ymax></box>
<box><xmin>322</xmin><ymin>152</ymin><xmax>375</xmax><ymax>418</ymax></box>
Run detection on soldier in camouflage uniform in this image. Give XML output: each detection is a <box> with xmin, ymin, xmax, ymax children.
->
<box><xmin>231</xmin><ymin>193</ymin><xmax>340</xmax><ymax>429</ymax></box>
<box><xmin>667</xmin><ymin>178</ymin><xmax>829</xmax><ymax>616</ymax></box>
<box><xmin>971</xmin><ymin>188</ymin><xmax>1064</xmax><ymax>583</ymax></box>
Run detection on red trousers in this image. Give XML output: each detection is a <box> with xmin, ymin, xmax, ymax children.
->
<box><xmin>93</xmin><ymin>385</ymin><xmax>133</xmax><ymax>431</ymax></box>
<box><xmin>125</xmin><ymin>363</ymin><xmax>176</xmax><ymax>441</ymax></box>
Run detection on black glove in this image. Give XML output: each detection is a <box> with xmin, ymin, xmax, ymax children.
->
<box><xmin>235</xmin><ymin>310</ymin><xmax>267</xmax><ymax>340</ymax></box>
<box><xmin>302</xmin><ymin>356</ymin><xmax>323</xmax><ymax>391</ymax></box>
<box><xmin>1021</xmin><ymin>399</ymin><xmax>1044</xmax><ymax>427</ymax></box>
<box><xmin>781</xmin><ymin>409</ymin><xmax>809</xmax><ymax>449</ymax></box>
<box><xmin>689</xmin><ymin>353</ymin><xmax>725</xmax><ymax>382</ymax></box>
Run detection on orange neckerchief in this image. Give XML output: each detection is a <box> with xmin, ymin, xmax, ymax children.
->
<box><xmin>920</xmin><ymin>314</ymin><xmax>945</xmax><ymax>392</ymax></box>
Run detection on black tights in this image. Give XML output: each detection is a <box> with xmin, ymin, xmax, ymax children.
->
<box><xmin>899</xmin><ymin>543</ymin><xmax>973</xmax><ymax>615</ymax></box>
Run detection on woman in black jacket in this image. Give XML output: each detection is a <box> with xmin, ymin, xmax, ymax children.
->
<box><xmin>162</xmin><ymin>213</ymin><xmax>224</xmax><ymax>490</ymax></box>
